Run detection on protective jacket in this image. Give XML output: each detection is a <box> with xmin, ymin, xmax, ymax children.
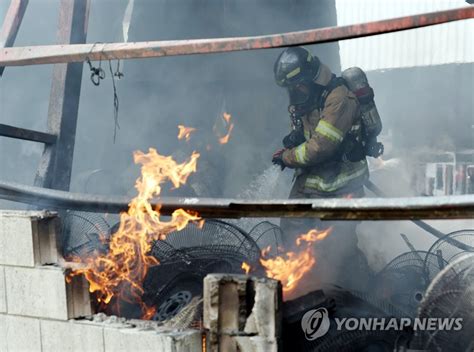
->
<box><xmin>282</xmin><ymin>64</ymin><xmax>369</xmax><ymax>196</ymax></box>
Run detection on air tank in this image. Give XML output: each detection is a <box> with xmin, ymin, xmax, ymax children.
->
<box><xmin>342</xmin><ymin>67</ymin><xmax>382</xmax><ymax>138</ymax></box>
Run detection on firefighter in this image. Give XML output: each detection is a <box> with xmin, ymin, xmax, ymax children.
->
<box><xmin>272</xmin><ymin>46</ymin><xmax>371</xmax><ymax>290</ymax></box>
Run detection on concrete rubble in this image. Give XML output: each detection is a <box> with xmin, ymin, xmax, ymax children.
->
<box><xmin>204</xmin><ymin>273</ymin><xmax>283</xmax><ymax>352</ymax></box>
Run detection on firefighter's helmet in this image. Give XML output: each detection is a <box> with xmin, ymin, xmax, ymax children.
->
<box><xmin>273</xmin><ymin>47</ymin><xmax>320</xmax><ymax>88</ymax></box>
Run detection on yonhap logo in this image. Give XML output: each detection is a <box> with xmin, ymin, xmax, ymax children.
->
<box><xmin>301</xmin><ymin>307</ymin><xmax>331</xmax><ymax>341</ymax></box>
<box><xmin>300</xmin><ymin>311</ymin><xmax>463</xmax><ymax>341</ymax></box>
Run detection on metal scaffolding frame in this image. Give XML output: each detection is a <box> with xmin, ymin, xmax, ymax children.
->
<box><xmin>1</xmin><ymin>0</ymin><xmax>90</xmax><ymax>191</ymax></box>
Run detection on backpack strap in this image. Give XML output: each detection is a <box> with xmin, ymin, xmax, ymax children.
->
<box><xmin>318</xmin><ymin>74</ymin><xmax>347</xmax><ymax>110</ymax></box>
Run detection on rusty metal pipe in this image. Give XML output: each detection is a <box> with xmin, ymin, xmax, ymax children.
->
<box><xmin>0</xmin><ymin>7</ymin><xmax>472</xmax><ymax>67</ymax></box>
<box><xmin>1</xmin><ymin>180</ymin><xmax>473</xmax><ymax>221</ymax></box>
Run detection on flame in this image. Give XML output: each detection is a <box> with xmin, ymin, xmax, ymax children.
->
<box><xmin>142</xmin><ymin>305</ymin><xmax>157</xmax><ymax>320</ymax></box>
<box><xmin>260</xmin><ymin>250</ymin><xmax>315</xmax><ymax>293</ymax></box>
<box><xmin>177</xmin><ymin>125</ymin><xmax>196</xmax><ymax>142</ymax></box>
<box><xmin>258</xmin><ymin>227</ymin><xmax>332</xmax><ymax>298</ymax></box>
<box><xmin>69</xmin><ymin>148</ymin><xmax>201</xmax><ymax>318</ymax></box>
<box><xmin>241</xmin><ymin>262</ymin><xmax>251</xmax><ymax>274</ymax></box>
<box><xmin>295</xmin><ymin>228</ymin><xmax>331</xmax><ymax>246</ymax></box>
<box><xmin>214</xmin><ymin>112</ymin><xmax>234</xmax><ymax>144</ymax></box>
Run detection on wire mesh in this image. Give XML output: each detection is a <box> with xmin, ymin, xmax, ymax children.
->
<box><xmin>425</xmin><ymin>229</ymin><xmax>474</xmax><ymax>265</ymax></box>
<box><xmin>415</xmin><ymin>254</ymin><xmax>474</xmax><ymax>351</ymax></box>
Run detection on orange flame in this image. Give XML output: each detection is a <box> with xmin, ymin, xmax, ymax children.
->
<box><xmin>69</xmin><ymin>148</ymin><xmax>201</xmax><ymax>318</ymax></box>
<box><xmin>214</xmin><ymin>112</ymin><xmax>234</xmax><ymax>144</ymax></box>
<box><xmin>258</xmin><ymin>227</ymin><xmax>332</xmax><ymax>298</ymax></box>
<box><xmin>241</xmin><ymin>262</ymin><xmax>251</xmax><ymax>274</ymax></box>
<box><xmin>260</xmin><ymin>250</ymin><xmax>315</xmax><ymax>294</ymax></box>
<box><xmin>295</xmin><ymin>228</ymin><xmax>331</xmax><ymax>246</ymax></box>
<box><xmin>177</xmin><ymin>125</ymin><xmax>196</xmax><ymax>142</ymax></box>
<box><xmin>142</xmin><ymin>305</ymin><xmax>157</xmax><ymax>320</ymax></box>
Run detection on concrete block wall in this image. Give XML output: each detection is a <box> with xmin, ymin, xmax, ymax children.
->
<box><xmin>0</xmin><ymin>210</ymin><xmax>202</xmax><ymax>352</ymax></box>
<box><xmin>0</xmin><ymin>211</ymin><xmax>59</xmax><ymax>267</ymax></box>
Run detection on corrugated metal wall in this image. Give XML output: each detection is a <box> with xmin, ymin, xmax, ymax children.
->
<box><xmin>336</xmin><ymin>0</ymin><xmax>473</xmax><ymax>70</ymax></box>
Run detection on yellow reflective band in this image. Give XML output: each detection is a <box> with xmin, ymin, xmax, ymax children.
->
<box><xmin>294</xmin><ymin>143</ymin><xmax>307</xmax><ymax>164</ymax></box>
<box><xmin>307</xmin><ymin>51</ymin><xmax>312</xmax><ymax>62</ymax></box>
<box><xmin>315</xmin><ymin>120</ymin><xmax>344</xmax><ymax>143</ymax></box>
<box><xmin>305</xmin><ymin>162</ymin><xmax>367</xmax><ymax>192</ymax></box>
<box><xmin>286</xmin><ymin>67</ymin><xmax>301</xmax><ymax>79</ymax></box>
<box><xmin>304</xmin><ymin>130</ymin><xmax>310</xmax><ymax>140</ymax></box>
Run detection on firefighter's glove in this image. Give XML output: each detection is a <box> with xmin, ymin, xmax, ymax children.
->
<box><xmin>282</xmin><ymin>129</ymin><xmax>306</xmax><ymax>149</ymax></box>
<box><xmin>272</xmin><ymin>149</ymin><xmax>286</xmax><ymax>170</ymax></box>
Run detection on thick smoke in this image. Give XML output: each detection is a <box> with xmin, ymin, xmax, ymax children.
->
<box><xmin>0</xmin><ymin>0</ymin><xmax>472</xmax><ymax>280</ymax></box>
<box><xmin>0</xmin><ymin>0</ymin><xmax>339</xmax><ymax>202</ymax></box>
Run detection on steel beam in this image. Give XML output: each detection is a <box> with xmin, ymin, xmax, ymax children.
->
<box><xmin>0</xmin><ymin>0</ymin><xmax>28</xmax><ymax>75</ymax></box>
<box><xmin>34</xmin><ymin>0</ymin><xmax>90</xmax><ymax>190</ymax></box>
<box><xmin>0</xmin><ymin>123</ymin><xmax>56</xmax><ymax>144</ymax></box>
<box><xmin>0</xmin><ymin>180</ymin><xmax>473</xmax><ymax>221</ymax></box>
<box><xmin>0</xmin><ymin>6</ymin><xmax>472</xmax><ymax>67</ymax></box>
